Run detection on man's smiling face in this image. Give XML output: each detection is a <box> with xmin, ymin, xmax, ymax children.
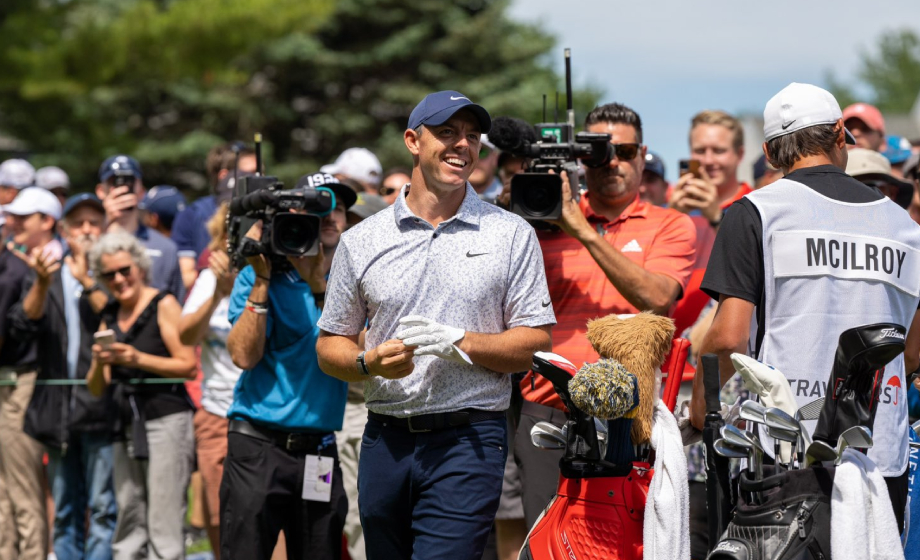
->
<box><xmin>412</xmin><ymin>109</ymin><xmax>482</xmax><ymax>193</ymax></box>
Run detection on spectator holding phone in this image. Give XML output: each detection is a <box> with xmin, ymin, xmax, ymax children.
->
<box><xmin>178</xmin><ymin>202</ymin><xmax>239</xmax><ymax>559</ymax></box>
<box><xmin>86</xmin><ymin>232</ymin><xmax>196</xmax><ymax>560</ymax></box>
<box><xmin>95</xmin><ymin>155</ymin><xmax>185</xmax><ymax>300</ymax></box>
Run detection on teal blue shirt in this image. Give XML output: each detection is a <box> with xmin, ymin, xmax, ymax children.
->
<box><xmin>227</xmin><ymin>266</ymin><xmax>347</xmax><ymax>432</ymax></box>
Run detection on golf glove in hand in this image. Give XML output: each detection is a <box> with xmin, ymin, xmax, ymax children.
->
<box><xmin>397</xmin><ymin>315</ymin><xmax>473</xmax><ymax>365</ymax></box>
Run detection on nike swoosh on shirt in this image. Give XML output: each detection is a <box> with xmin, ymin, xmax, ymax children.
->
<box><xmin>450</xmin><ymin>96</ymin><xmax>469</xmax><ymax>101</ymax></box>
<box><xmin>466</xmin><ymin>251</ymin><xmax>488</xmax><ymax>257</ymax></box>
<box><xmin>541</xmin><ymin>300</ymin><xmax>551</xmax><ymax>307</ymax></box>
<box><xmin>781</xmin><ymin>120</ymin><xmax>796</xmax><ymax>130</ymax></box>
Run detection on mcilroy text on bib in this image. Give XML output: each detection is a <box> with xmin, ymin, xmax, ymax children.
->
<box><xmin>772</xmin><ymin>230</ymin><xmax>920</xmax><ymax>297</ymax></box>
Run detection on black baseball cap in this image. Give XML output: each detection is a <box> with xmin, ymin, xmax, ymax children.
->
<box><xmin>99</xmin><ymin>155</ymin><xmax>143</xmax><ymax>182</ymax></box>
<box><xmin>407</xmin><ymin>91</ymin><xmax>491</xmax><ymax>134</ymax></box>
<box><xmin>295</xmin><ymin>172</ymin><xmax>357</xmax><ymax>210</ymax></box>
<box><xmin>62</xmin><ymin>193</ymin><xmax>104</xmax><ymax>217</ymax></box>
<box><xmin>644</xmin><ymin>152</ymin><xmax>665</xmax><ymax>180</ymax></box>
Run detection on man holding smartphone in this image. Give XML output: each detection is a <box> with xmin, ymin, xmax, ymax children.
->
<box><xmin>96</xmin><ymin>155</ymin><xmax>185</xmax><ymax>300</ymax></box>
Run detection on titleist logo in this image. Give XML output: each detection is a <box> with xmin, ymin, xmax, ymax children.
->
<box><xmin>881</xmin><ymin>328</ymin><xmax>905</xmax><ymax>340</ymax></box>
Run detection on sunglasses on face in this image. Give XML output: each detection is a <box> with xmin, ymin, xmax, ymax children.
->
<box><xmin>583</xmin><ymin>143</ymin><xmax>641</xmax><ymax>168</ymax></box>
<box><xmin>380</xmin><ymin>187</ymin><xmax>397</xmax><ymax>196</ymax></box>
<box><xmin>100</xmin><ymin>265</ymin><xmax>132</xmax><ymax>282</ymax></box>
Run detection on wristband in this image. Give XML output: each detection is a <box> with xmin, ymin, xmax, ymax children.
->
<box><xmin>312</xmin><ymin>291</ymin><xmax>326</xmax><ymax>303</ymax></box>
<box><xmin>84</xmin><ymin>283</ymin><xmax>103</xmax><ymax>295</ymax></box>
<box><xmin>255</xmin><ymin>274</ymin><xmax>271</xmax><ymax>282</ymax></box>
<box><xmin>245</xmin><ymin>305</ymin><xmax>268</xmax><ymax>315</ymax></box>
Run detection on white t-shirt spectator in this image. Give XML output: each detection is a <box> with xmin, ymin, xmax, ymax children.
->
<box><xmin>181</xmin><ymin>268</ymin><xmax>241</xmax><ymax>418</ymax></box>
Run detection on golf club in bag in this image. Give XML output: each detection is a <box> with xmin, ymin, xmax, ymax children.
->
<box><xmin>519</xmin><ymin>338</ymin><xmax>689</xmax><ymax>560</ymax></box>
<box><xmin>701</xmin><ymin>353</ymin><xmax>732</xmax><ymax>549</ymax></box>
<box><xmin>813</xmin><ymin>323</ymin><xmax>906</xmax><ymax>446</ymax></box>
<box><xmin>708</xmin><ymin>323</ymin><xmax>903</xmax><ymax>560</ymax></box>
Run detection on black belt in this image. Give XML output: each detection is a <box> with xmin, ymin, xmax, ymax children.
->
<box><xmin>228</xmin><ymin>419</ymin><xmax>328</xmax><ymax>452</ymax></box>
<box><xmin>368</xmin><ymin>408</ymin><xmax>504</xmax><ymax>433</ymax></box>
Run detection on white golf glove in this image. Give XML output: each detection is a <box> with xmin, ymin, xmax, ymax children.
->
<box><xmin>396</xmin><ymin>315</ymin><xmax>473</xmax><ymax>365</ymax></box>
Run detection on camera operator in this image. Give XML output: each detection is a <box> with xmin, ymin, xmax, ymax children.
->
<box><xmin>96</xmin><ymin>155</ymin><xmax>185</xmax><ymax>300</ymax></box>
<box><xmin>221</xmin><ymin>173</ymin><xmax>356</xmax><ymax>560</ymax></box>
<box><xmin>516</xmin><ymin>103</ymin><xmax>696</xmax><ymax>528</ymax></box>
<box><xmin>316</xmin><ymin>91</ymin><xmax>555</xmax><ymax>560</ymax></box>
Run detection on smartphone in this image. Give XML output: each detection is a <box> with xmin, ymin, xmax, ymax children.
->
<box><xmin>112</xmin><ymin>174</ymin><xmax>136</xmax><ymax>193</ymax></box>
<box><xmin>94</xmin><ymin>329</ymin><xmax>116</xmax><ymax>350</ymax></box>
<box><xmin>678</xmin><ymin>159</ymin><xmax>701</xmax><ymax>179</ymax></box>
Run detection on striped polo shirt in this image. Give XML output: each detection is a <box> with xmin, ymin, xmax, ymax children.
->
<box><xmin>522</xmin><ymin>193</ymin><xmax>697</xmax><ymax>409</ymax></box>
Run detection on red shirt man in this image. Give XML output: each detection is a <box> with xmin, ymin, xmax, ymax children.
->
<box><xmin>512</xmin><ymin>103</ymin><xmax>696</xmax><ymax>528</ymax></box>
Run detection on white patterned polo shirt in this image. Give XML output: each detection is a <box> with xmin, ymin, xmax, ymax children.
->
<box><xmin>318</xmin><ymin>183</ymin><xmax>556</xmax><ymax>416</ymax></box>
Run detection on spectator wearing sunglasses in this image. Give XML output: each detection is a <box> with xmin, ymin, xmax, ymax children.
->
<box><xmin>379</xmin><ymin>167</ymin><xmax>411</xmax><ymax>206</ymax></box>
<box><xmin>515</xmin><ymin>103</ymin><xmax>696</xmax><ymax>529</ymax></box>
<box><xmin>86</xmin><ymin>232</ymin><xmax>196</xmax><ymax>560</ymax></box>
<box><xmin>469</xmin><ymin>135</ymin><xmax>503</xmax><ymax>204</ymax></box>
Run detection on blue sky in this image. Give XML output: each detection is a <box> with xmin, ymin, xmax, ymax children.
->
<box><xmin>508</xmin><ymin>0</ymin><xmax>918</xmax><ymax>182</ymax></box>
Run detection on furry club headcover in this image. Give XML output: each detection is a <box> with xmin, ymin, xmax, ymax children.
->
<box><xmin>585</xmin><ymin>312</ymin><xmax>675</xmax><ymax>445</ymax></box>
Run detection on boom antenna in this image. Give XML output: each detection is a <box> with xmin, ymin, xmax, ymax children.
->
<box><xmin>565</xmin><ymin>48</ymin><xmax>574</xmax><ymax>128</ymax></box>
<box><xmin>254</xmin><ymin>133</ymin><xmax>263</xmax><ymax>176</ymax></box>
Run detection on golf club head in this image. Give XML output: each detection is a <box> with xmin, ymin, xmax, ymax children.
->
<box><xmin>796</xmin><ymin>397</ymin><xmax>825</xmax><ymax>422</ymax></box>
<box><xmin>740</xmin><ymin>400</ymin><xmax>767</xmax><ymax>425</ymax></box>
<box><xmin>765</xmin><ymin>426</ymin><xmax>798</xmax><ymax>443</ymax></box>
<box><xmin>713</xmin><ymin>439</ymin><xmax>748</xmax><ymax>460</ymax></box>
<box><xmin>834</xmin><ymin>426</ymin><xmax>874</xmax><ymax>465</ymax></box>
<box><xmin>764</xmin><ymin>407</ymin><xmax>798</xmax><ymax>433</ymax></box>
<box><xmin>840</xmin><ymin>425</ymin><xmax>873</xmax><ymax>449</ymax></box>
<box><xmin>530</xmin><ymin>421</ymin><xmax>566</xmax><ymax>450</ymax></box>
<box><xmin>804</xmin><ymin>441</ymin><xmax>837</xmax><ymax>466</ymax></box>
<box><xmin>722</xmin><ymin>424</ymin><xmax>764</xmax><ymax>452</ymax></box>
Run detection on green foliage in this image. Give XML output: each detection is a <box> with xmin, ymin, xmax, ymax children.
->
<box><xmin>827</xmin><ymin>28</ymin><xmax>920</xmax><ymax>114</ymax></box>
<box><xmin>0</xmin><ymin>0</ymin><xmax>600</xmax><ymax>193</ymax></box>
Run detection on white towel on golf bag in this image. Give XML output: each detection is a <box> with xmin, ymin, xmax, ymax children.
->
<box><xmin>644</xmin><ymin>400</ymin><xmax>690</xmax><ymax>560</ymax></box>
<box><xmin>831</xmin><ymin>448</ymin><xmax>904</xmax><ymax>560</ymax></box>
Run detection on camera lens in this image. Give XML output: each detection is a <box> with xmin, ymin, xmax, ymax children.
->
<box><xmin>272</xmin><ymin>213</ymin><xmax>319</xmax><ymax>255</ymax></box>
<box><xmin>523</xmin><ymin>183</ymin><xmax>557</xmax><ymax>217</ymax></box>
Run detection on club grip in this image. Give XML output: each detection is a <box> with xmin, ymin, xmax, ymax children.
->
<box><xmin>701</xmin><ymin>353</ymin><xmax>721</xmax><ymax>413</ymax></box>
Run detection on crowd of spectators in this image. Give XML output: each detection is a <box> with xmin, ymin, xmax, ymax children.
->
<box><xmin>0</xmin><ymin>86</ymin><xmax>918</xmax><ymax>560</ymax></box>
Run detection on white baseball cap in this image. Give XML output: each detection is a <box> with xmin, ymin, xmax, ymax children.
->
<box><xmin>320</xmin><ymin>148</ymin><xmax>382</xmax><ymax>187</ymax></box>
<box><xmin>763</xmin><ymin>83</ymin><xmax>856</xmax><ymax>145</ymax></box>
<box><xmin>2</xmin><ymin>187</ymin><xmax>63</xmax><ymax>220</ymax></box>
<box><xmin>0</xmin><ymin>159</ymin><xmax>36</xmax><ymax>189</ymax></box>
<box><xmin>35</xmin><ymin>166</ymin><xmax>70</xmax><ymax>191</ymax></box>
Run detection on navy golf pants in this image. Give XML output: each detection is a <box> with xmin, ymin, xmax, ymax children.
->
<box><xmin>358</xmin><ymin>415</ymin><xmax>507</xmax><ymax>560</ymax></box>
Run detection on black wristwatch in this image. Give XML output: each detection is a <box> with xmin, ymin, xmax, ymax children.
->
<box><xmin>356</xmin><ymin>351</ymin><xmax>371</xmax><ymax>377</ymax></box>
<box><xmin>84</xmin><ymin>283</ymin><xmax>103</xmax><ymax>295</ymax></box>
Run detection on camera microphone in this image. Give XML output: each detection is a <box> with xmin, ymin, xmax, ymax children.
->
<box><xmin>489</xmin><ymin>117</ymin><xmax>539</xmax><ymax>157</ymax></box>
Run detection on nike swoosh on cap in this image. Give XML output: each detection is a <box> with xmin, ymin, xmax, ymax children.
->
<box><xmin>781</xmin><ymin>120</ymin><xmax>796</xmax><ymax>130</ymax></box>
<box><xmin>450</xmin><ymin>96</ymin><xmax>469</xmax><ymax>101</ymax></box>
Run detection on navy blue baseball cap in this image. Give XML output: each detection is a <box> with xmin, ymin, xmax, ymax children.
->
<box><xmin>139</xmin><ymin>185</ymin><xmax>186</xmax><ymax>223</ymax></box>
<box><xmin>644</xmin><ymin>151</ymin><xmax>665</xmax><ymax>179</ymax></box>
<box><xmin>407</xmin><ymin>91</ymin><xmax>491</xmax><ymax>134</ymax></box>
<box><xmin>62</xmin><ymin>193</ymin><xmax>104</xmax><ymax>217</ymax></box>
<box><xmin>98</xmin><ymin>155</ymin><xmax>143</xmax><ymax>182</ymax></box>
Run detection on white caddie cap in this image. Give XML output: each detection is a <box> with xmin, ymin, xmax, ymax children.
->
<box><xmin>763</xmin><ymin>83</ymin><xmax>856</xmax><ymax>145</ymax></box>
<box><xmin>2</xmin><ymin>187</ymin><xmax>63</xmax><ymax>220</ymax></box>
<box><xmin>320</xmin><ymin>148</ymin><xmax>383</xmax><ymax>187</ymax></box>
<box><xmin>35</xmin><ymin>166</ymin><xmax>71</xmax><ymax>191</ymax></box>
<box><xmin>0</xmin><ymin>159</ymin><xmax>36</xmax><ymax>189</ymax></box>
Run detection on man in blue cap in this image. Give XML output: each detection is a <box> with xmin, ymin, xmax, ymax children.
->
<box><xmin>317</xmin><ymin>91</ymin><xmax>555</xmax><ymax>560</ymax></box>
<box><xmin>96</xmin><ymin>155</ymin><xmax>185</xmax><ymax>300</ymax></box>
<box><xmin>138</xmin><ymin>185</ymin><xmax>186</xmax><ymax>238</ymax></box>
